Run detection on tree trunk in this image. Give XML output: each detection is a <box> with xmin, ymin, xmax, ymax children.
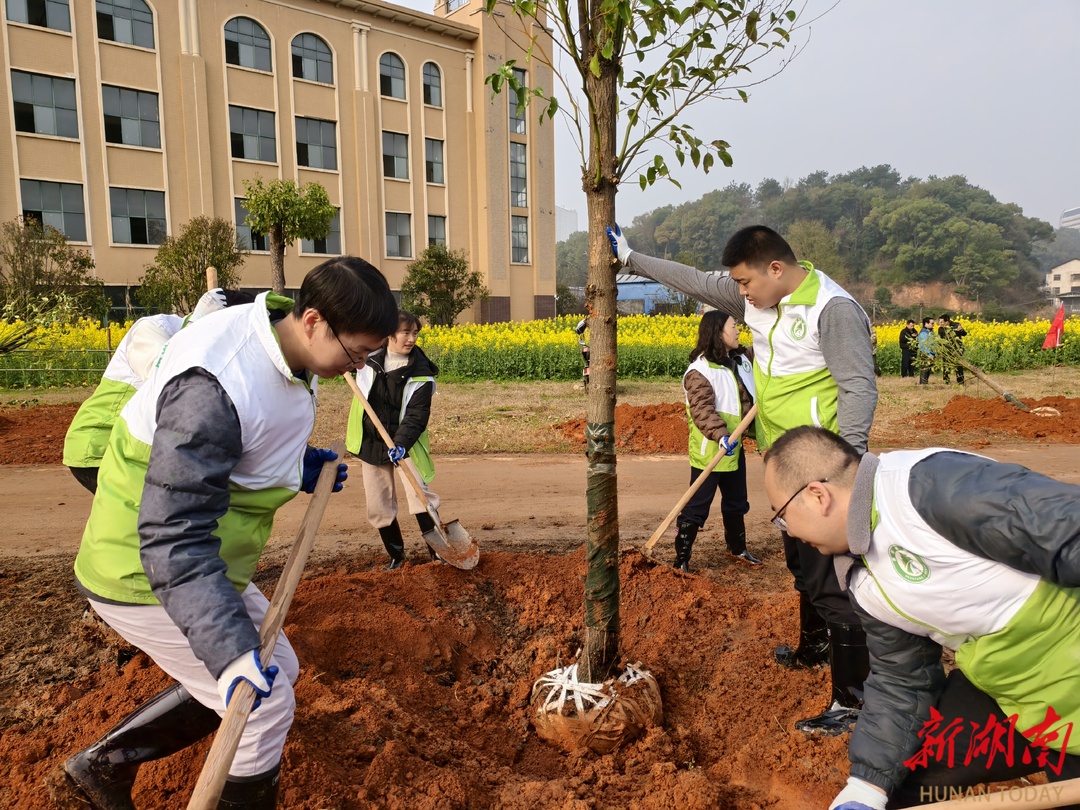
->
<box><xmin>270</xmin><ymin>226</ymin><xmax>286</xmax><ymax>295</ymax></box>
<box><xmin>579</xmin><ymin>36</ymin><xmax>620</xmax><ymax>685</ymax></box>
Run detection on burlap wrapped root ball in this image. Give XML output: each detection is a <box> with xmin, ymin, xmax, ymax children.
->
<box><xmin>530</xmin><ymin>662</ymin><xmax>663</xmax><ymax>754</ymax></box>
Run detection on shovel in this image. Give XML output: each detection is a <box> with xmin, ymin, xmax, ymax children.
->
<box><xmin>641</xmin><ymin>405</ymin><xmax>758</xmax><ymax>558</ymax></box>
<box><xmin>344</xmin><ymin>372</ymin><xmax>478</xmax><ymax>570</ymax></box>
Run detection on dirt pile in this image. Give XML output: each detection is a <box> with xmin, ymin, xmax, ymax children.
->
<box><xmin>1</xmin><ymin>549</ymin><xmax>847</xmax><ymax>809</ymax></box>
<box><xmin>913</xmin><ymin>395</ymin><xmax>1080</xmax><ymax>443</ymax></box>
<box><xmin>554</xmin><ymin>403</ymin><xmax>689</xmax><ymax>454</ymax></box>
<box><xmin>0</xmin><ymin>403</ymin><xmax>79</xmax><ymax>465</ymax></box>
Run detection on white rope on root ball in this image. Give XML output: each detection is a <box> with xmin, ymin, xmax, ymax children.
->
<box><xmin>530</xmin><ymin>662</ymin><xmax>663</xmax><ymax>754</ymax></box>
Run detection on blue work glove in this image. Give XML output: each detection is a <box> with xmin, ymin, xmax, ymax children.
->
<box><xmin>828</xmin><ymin>778</ymin><xmax>887</xmax><ymax>810</ymax></box>
<box><xmin>387</xmin><ymin>445</ymin><xmax>407</xmax><ymax>466</ymax></box>
<box><xmin>217</xmin><ymin>650</ymin><xmax>279</xmax><ymax>711</ymax></box>
<box><xmin>301</xmin><ymin>447</ymin><xmax>347</xmax><ymax>493</ymax></box>
<box><xmin>605</xmin><ymin>224</ymin><xmax>633</xmax><ymax>265</ymax></box>
<box><xmin>720</xmin><ymin>435</ymin><xmax>739</xmax><ymax>456</ymax></box>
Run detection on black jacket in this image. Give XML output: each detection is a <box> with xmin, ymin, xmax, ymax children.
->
<box><xmin>357</xmin><ymin>346</ymin><xmax>438</xmax><ymax>466</ymax></box>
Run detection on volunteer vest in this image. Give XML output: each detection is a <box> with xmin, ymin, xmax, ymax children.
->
<box><xmin>850</xmin><ymin>449</ymin><xmax>1080</xmax><ymax>753</ymax></box>
<box><xmin>345</xmin><ymin>365</ymin><xmax>436</xmax><ymax>483</ymax></box>
<box><xmin>683</xmin><ymin>355</ymin><xmax>754</xmax><ymax>472</ymax></box>
<box><xmin>743</xmin><ymin>263</ymin><xmax>863</xmax><ymax>448</ymax></box>
<box><xmin>62</xmin><ymin>314</ymin><xmax>183</xmax><ymax>468</ymax></box>
<box><xmin>74</xmin><ymin>293</ymin><xmax>316</xmax><ymax>604</ymax></box>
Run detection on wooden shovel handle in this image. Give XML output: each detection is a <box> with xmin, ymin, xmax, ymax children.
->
<box><xmin>187</xmin><ymin>441</ymin><xmax>344</xmax><ymax>810</ymax></box>
<box><xmin>343</xmin><ymin>372</ymin><xmax>432</xmax><ymax>505</ymax></box>
<box><xmin>642</xmin><ymin>405</ymin><xmax>758</xmax><ymax>554</ymax></box>
<box><xmin>921</xmin><ymin>774</ymin><xmax>1080</xmax><ymax>808</ymax></box>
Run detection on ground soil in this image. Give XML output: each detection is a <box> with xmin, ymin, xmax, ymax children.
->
<box><xmin>2</xmin><ymin>393</ymin><xmax>1078</xmax><ymax>809</ymax></box>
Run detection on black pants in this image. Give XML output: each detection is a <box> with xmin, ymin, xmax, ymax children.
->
<box><xmin>68</xmin><ymin>465</ymin><xmax>98</xmax><ymax>494</ymax></box>
<box><xmin>889</xmin><ymin>670</ymin><xmax>1080</xmax><ymax>808</ymax></box>
<box><xmin>783</xmin><ymin>530</ymin><xmax>860</xmax><ymax>626</ymax></box>
<box><xmin>900</xmin><ymin>349</ymin><xmax>915</xmax><ymax>378</ymax></box>
<box><xmin>943</xmin><ymin>364</ymin><xmax>965</xmax><ymax>384</ymax></box>
<box><xmin>677</xmin><ymin>449</ymin><xmax>748</xmax><ymax>528</ymax></box>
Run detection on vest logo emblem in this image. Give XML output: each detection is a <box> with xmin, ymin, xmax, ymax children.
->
<box><xmin>790</xmin><ymin>316</ymin><xmax>807</xmax><ymax>341</ymax></box>
<box><xmin>888</xmin><ymin>545</ymin><xmax>929</xmax><ymax>583</ymax></box>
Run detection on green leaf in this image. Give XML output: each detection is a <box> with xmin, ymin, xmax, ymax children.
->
<box><xmin>745</xmin><ymin>10</ymin><xmax>759</xmax><ymax>42</ymax></box>
<box><xmin>601</xmin><ymin>38</ymin><xmax>614</xmax><ymax>61</ymax></box>
<box><xmin>589</xmin><ymin>53</ymin><xmax>601</xmax><ymax>78</ymax></box>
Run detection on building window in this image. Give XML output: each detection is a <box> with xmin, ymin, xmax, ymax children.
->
<box><xmin>386</xmin><ymin>212</ymin><xmax>411</xmax><ymax>258</ymax></box>
<box><xmin>234</xmin><ymin>198</ymin><xmax>267</xmax><ymax>251</ymax></box>
<box><xmin>379</xmin><ymin>53</ymin><xmax>405</xmax><ymax>99</ymax></box>
<box><xmin>7</xmin><ymin>0</ymin><xmax>70</xmax><ymax>31</ymax></box>
<box><xmin>224</xmin><ymin>17</ymin><xmax>271</xmax><ymax>72</ymax></box>
<box><xmin>229</xmin><ymin>105</ymin><xmax>276</xmax><ymax>162</ymax></box>
<box><xmin>382</xmin><ymin>131</ymin><xmax>408</xmax><ymax>180</ymax></box>
<box><xmin>510</xmin><ymin>142</ymin><xmax>527</xmax><ymax>207</ymax></box>
<box><xmin>20</xmin><ymin>179</ymin><xmax>85</xmax><ymax>241</ymax></box>
<box><xmin>96</xmin><ymin>0</ymin><xmax>154</xmax><ymax>49</ymax></box>
<box><xmin>509</xmin><ymin>66</ymin><xmax>526</xmax><ymax>135</ymax></box>
<box><xmin>291</xmin><ymin>33</ymin><xmax>332</xmax><ymax>84</ymax></box>
<box><xmin>422</xmin><ymin>62</ymin><xmax>442</xmax><ymax>107</ymax></box>
<box><xmin>425</xmin><ymin>138</ymin><xmax>444</xmax><ymax>184</ymax></box>
<box><xmin>302</xmin><ymin>208</ymin><xmax>340</xmax><ymax>255</ymax></box>
<box><xmin>428</xmin><ymin>215</ymin><xmax>446</xmax><ymax>247</ymax></box>
<box><xmin>296</xmin><ymin>117</ymin><xmax>336</xmax><ymax>170</ymax></box>
<box><xmin>11</xmin><ymin>70</ymin><xmax>78</xmax><ymax>139</ymax></box>
<box><xmin>110</xmin><ymin>187</ymin><xmax>165</xmax><ymax>245</ymax></box>
<box><xmin>102</xmin><ymin>85</ymin><xmax>159</xmax><ymax>148</ymax></box>
<box><xmin>511</xmin><ymin>215</ymin><xmax>528</xmax><ymax>263</ymax></box>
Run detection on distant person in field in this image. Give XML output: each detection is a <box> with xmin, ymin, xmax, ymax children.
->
<box><xmin>937</xmin><ymin>314</ymin><xmax>967</xmax><ymax>385</ymax></box>
<box><xmin>763</xmin><ymin>426</ymin><xmax>1080</xmax><ymax>810</ymax></box>
<box><xmin>345</xmin><ymin>309</ymin><xmax>442</xmax><ymax>569</ymax></box>
<box><xmin>607</xmin><ymin>222</ymin><xmax>877</xmax><ymax>736</ymax></box>
<box><xmin>49</xmin><ymin>258</ymin><xmax>397</xmax><ymax>810</ymax></box>
<box><xmin>675</xmin><ymin>309</ymin><xmax>762</xmax><ymax>573</ymax></box>
<box><xmin>916</xmin><ymin>317</ymin><xmax>936</xmax><ymax>386</ymax></box>
<box><xmin>898</xmin><ymin>319</ymin><xmax>918</xmax><ymax>379</ymax></box>
<box><xmin>62</xmin><ymin>289</ymin><xmax>255</xmax><ymax>493</ymax></box>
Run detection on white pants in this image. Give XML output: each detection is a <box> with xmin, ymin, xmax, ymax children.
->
<box><xmin>90</xmin><ymin>583</ymin><xmax>299</xmax><ymax>777</ymax></box>
<box><xmin>361</xmin><ymin>459</ymin><xmax>440</xmax><ymax>529</ymax></box>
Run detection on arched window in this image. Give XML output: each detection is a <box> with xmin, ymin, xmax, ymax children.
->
<box><xmin>422</xmin><ymin>62</ymin><xmax>442</xmax><ymax>107</ymax></box>
<box><xmin>379</xmin><ymin>53</ymin><xmax>405</xmax><ymax>99</ymax></box>
<box><xmin>291</xmin><ymin>33</ymin><xmax>333</xmax><ymax>84</ymax></box>
<box><xmin>224</xmin><ymin>17</ymin><xmax>271</xmax><ymax>72</ymax></box>
<box><xmin>96</xmin><ymin>0</ymin><xmax>154</xmax><ymax>49</ymax></box>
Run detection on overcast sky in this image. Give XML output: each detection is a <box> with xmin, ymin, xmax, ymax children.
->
<box><xmin>391</xmin><ymin>0</ymin><xmax>1078</xmax><ymax>230</ymax></box>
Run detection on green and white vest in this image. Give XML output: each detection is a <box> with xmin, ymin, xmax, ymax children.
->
<box><xmin>743</xmin><ymin>263</ymin><xmax>861</xmax><ymax>448</ymax></box>
<box><xmin>74</xmin><ymin>293</ymin><xmax>316</xmax><ymax>604</ymax></box>
<box><xmin>683</xmin><ymin>355</ymin><xmax>754</xmax><ymax>472</ymax></box>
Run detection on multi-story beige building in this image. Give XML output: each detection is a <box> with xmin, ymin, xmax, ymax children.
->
<box><xmin>0</xmin><ymin>0</ymin><xmax>555</xmax><ymax>322</ymax></box>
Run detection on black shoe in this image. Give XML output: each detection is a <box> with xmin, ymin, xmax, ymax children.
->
<box><xmin>793</xmin><ymin>701</ymin><xmax>860</xmax><ymax>736</ymax></box>
<box><xmin>774</xmin><ymin>593</ymin><xmax>829</xmax><ymax>668</ymax></box>
<box><xmin>378</xmin><ymin>521</ymin><xmax>406</xmax><ymax>571</ymax></box>
<box><xmin>731</xmin><ymin>549</ymin><xmax>762</xmax><ymax>567</ymax></box>
<box><xmin>673</xmin><ymin>520</ymin><xmax>698</xmax><ymax>573</ymax></box>
<box><xmin>382</xmin><ymin>557</ymin><xmax>406</xmax><ymax>571</ymax></box>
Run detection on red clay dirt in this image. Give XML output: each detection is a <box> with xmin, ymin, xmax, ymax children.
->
<box><xmin>2</xmin><ymin>398</ymin><xmax>1076</xmax><ymax>809</ymax></box>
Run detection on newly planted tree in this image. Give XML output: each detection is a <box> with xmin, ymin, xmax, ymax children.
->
<box><xmin>484</xmin><ymin>0</ymin><xmax>801</xmax><ymax>682</ymax></box>
<box><xmin>242</xmin><ymin>178</ymin><xmax>336</xmax><ymax>294</ymax></box>
<box><xmin>401</xmin><ymin>244</ymin><xmax>488</xmax><ymax>326</ymax></box>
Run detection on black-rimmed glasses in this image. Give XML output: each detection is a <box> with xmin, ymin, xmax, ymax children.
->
<box><xmin>329</xmin><ymin>325</ymin><xmax>363</xmax><ymax>369</ymax></box>
<box><xmin>771</xmin><ymin>478</ymin><xmax>828</xmax><ymax>532</ymax></box>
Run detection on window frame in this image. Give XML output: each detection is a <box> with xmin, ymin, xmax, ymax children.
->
<box><xmin>224</xmin><ymin>16</ymin><xmax>272</xmax><ymax>73</ymax></box>
<box><xmin>234</xmin><ymin>198</ymin><xmax>268</xmax><ymax>252</ymax></box>
<box><xmin>508</xmin><ymin>66</ymin><xmax>527</xmax><ymax>135</ymax></box>
<box><xmin>379</xmin><ymin>53</ymin><xmax>406</xmax><ymax>100</ymax></box>
<box><xmin>109</xmin><ymin>186</ymin><xmax>166</xmax><ymax>246</ymax></box>
<box><xmin>102</xmin><ymin>84</ymin><xmax>160</xmax><ymax>149</ymax></box>
<box><xmin>511</xmin><ymin>215</ymin><xmax>529</xmax><ymax>263</ymax></box>
<box><xmin>96</xmin><ymin>0</ymin><xmax>154</xmax><ymax>50</ymax></box>
<box><xmin>6</xmin><ymin>0</ymin><xmax>71</xmax><ymax>32</ymax></box>
<box><xmin>425</xmin><ymin>138</ymin><xmax>444</xmax><ymax>185</ymax></box>
<box><xmin>295</xmin><ymin>116</ymin><xmax>337</xmax><ymax>171</ymax></box>
<box><xmin>385</xmin><ymin>212</ymin><xmax>412</xmax><ymax>258</ymax></box>
<box><xmin>291</xmin><ymin>33</ymin><xmax>333</xmax><ymax>84</ymax></box>
<box><xmin>20</xmin><ymin>178</ymin><xmax>86</xmax><ymax>241</ymax></box>
<box><xmin>228</xmin><ymin>105</ymin><xmax>277</xmax><ymax>163</ymax></box>
<box><xmin>427</xmin><ymin>214</ymin><xmax>446</xmax><ymax>247</ymax></box>
<box><xmin>301</xmin><ymin>208</ymin><xmax>341</xmax><ymax>255</ymax></box>
<box><xmin>382</xmin><ymin>131</ymin><xmax>409</xmax><ymax>180</ymax></box>
<box><xmin>422</xmin><ymin>62</ymin><xmax>442</xmax><ymax>107</ymax></box>
<box><xmin>11</xmin><ymin>69</ymin><xmax>79</xmax><ymax>139</ymax></box>
<box><xmin>509</xmin><ymin>141</ymin><xmax>528</xmax><ymax>208</ymax></box>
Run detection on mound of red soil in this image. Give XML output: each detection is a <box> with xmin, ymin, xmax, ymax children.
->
<box><xmin>555</xmin><ymin>403</ymin><xmax>690</xmax><ymax>454</ymax></box>
<box><xmin>0</xmin><ymin>403</ymin><xmax>79</xmax><ymax>465</ymax></box>
<box><xmin>914</xmin><ymin>396</ymin><xmax>1080</xmax><ymax>443</ymax></box>
<box><xmin>1</xmin><ymin>549</ymin><xmax>847</xmax><ymax>809</ymax></box>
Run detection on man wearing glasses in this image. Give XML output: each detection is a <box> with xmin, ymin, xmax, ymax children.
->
<box><xmin>608</xmin><ymin>223</ymin><xmax>877</xmax><ymax>735</ymax></box>
<box><xmin>763</xmin><ymin>426</ymin><xmax>1080</xmax><ymax>810</ymax></box>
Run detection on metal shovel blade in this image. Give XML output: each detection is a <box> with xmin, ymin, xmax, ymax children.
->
<box><xmin>423</xmin><ymin>519</ymin><xmax>479</xmax><ymax>570</ymax></box>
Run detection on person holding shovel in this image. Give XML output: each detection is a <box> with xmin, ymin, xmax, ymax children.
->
<box><xmin>63</xmin><ymin>288</ymin><xmax>255</xmax><ymax>494</ymax></box>
<box><xmin>345</xmin><ymin>309</ymin><xmax>441</xmax><ymax>570</ymax></box>
<box><xmin>762</xmin><ymin>426</ymin><xmax>1080</xmax><ymax>810</ymax></box>
<box><xmin>49</xmin><ymin>257</ymin><xmax>398</xmax><ymax>810</ymax></box>
<box><xmin>607</xmin><ymin>223</ymin><xmax>877</xmax><ymax>736</ymax></box>
<box><xmin>675</xmin><ymin>309</ymin><xmax>762</xmax><ymax>572</ymax></box>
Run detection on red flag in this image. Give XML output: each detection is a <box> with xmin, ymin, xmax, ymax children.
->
<box><xmin>1042</xmin><ymin>304</ymin><xmax>1066</xmax><ymax>349</ymax></box>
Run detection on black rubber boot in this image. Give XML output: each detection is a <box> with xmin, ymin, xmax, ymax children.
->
<box><xmin>218</xmin><ymin>763</ymin><xmax>281</xmax><ymax>809</ymax></box>
<box><xmin>415</xmin><ymin>513</ymin><xmax>441</xmax><ymax>562</ymax></box>
<box><xmin>774</xmin><ymin>592</ymin><xmax>829</xmax><ymax>668</ymax></box>
<box><xmin>48</xmin><ymin>684</ymin><xmax>220</xmax><ymax>810</ymax></box>
<box><xmin>722</xmin><ymin>513</ymin><xmax>762</xmax><ymax>566</ymax></box>
<box><xmin>379</xmin><ymin>520</ymin><xmax>406</xmax><ymax>570</ymax></box>
<box><xmin>673</xmin><ymin>521</ymin><xmax>698</xmax><ymax>573</ymax></box>
<box><xmin>794</xmin><ymin>622</ymin><xmax>870</xmax><ymax>736</ymax></box>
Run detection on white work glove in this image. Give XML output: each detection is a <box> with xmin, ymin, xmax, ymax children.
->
<box><xmin>605</xmin><ymin>224</ymin><xmax>633</xmax><ymax>265</ymax></box>
<box><xmin>829</xmin><ymin>777</ymin><xmax>888</xmax><ymax>810</ymax></box>
<box><xmin>191</xmin><ymin>288</ymin><xmax>228</xmax><ymax>322</ymax></box>
<box><xmin>217</xmin><ymin>650</ymin><xmax>279</xmax><ymax>711</ymax></box>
